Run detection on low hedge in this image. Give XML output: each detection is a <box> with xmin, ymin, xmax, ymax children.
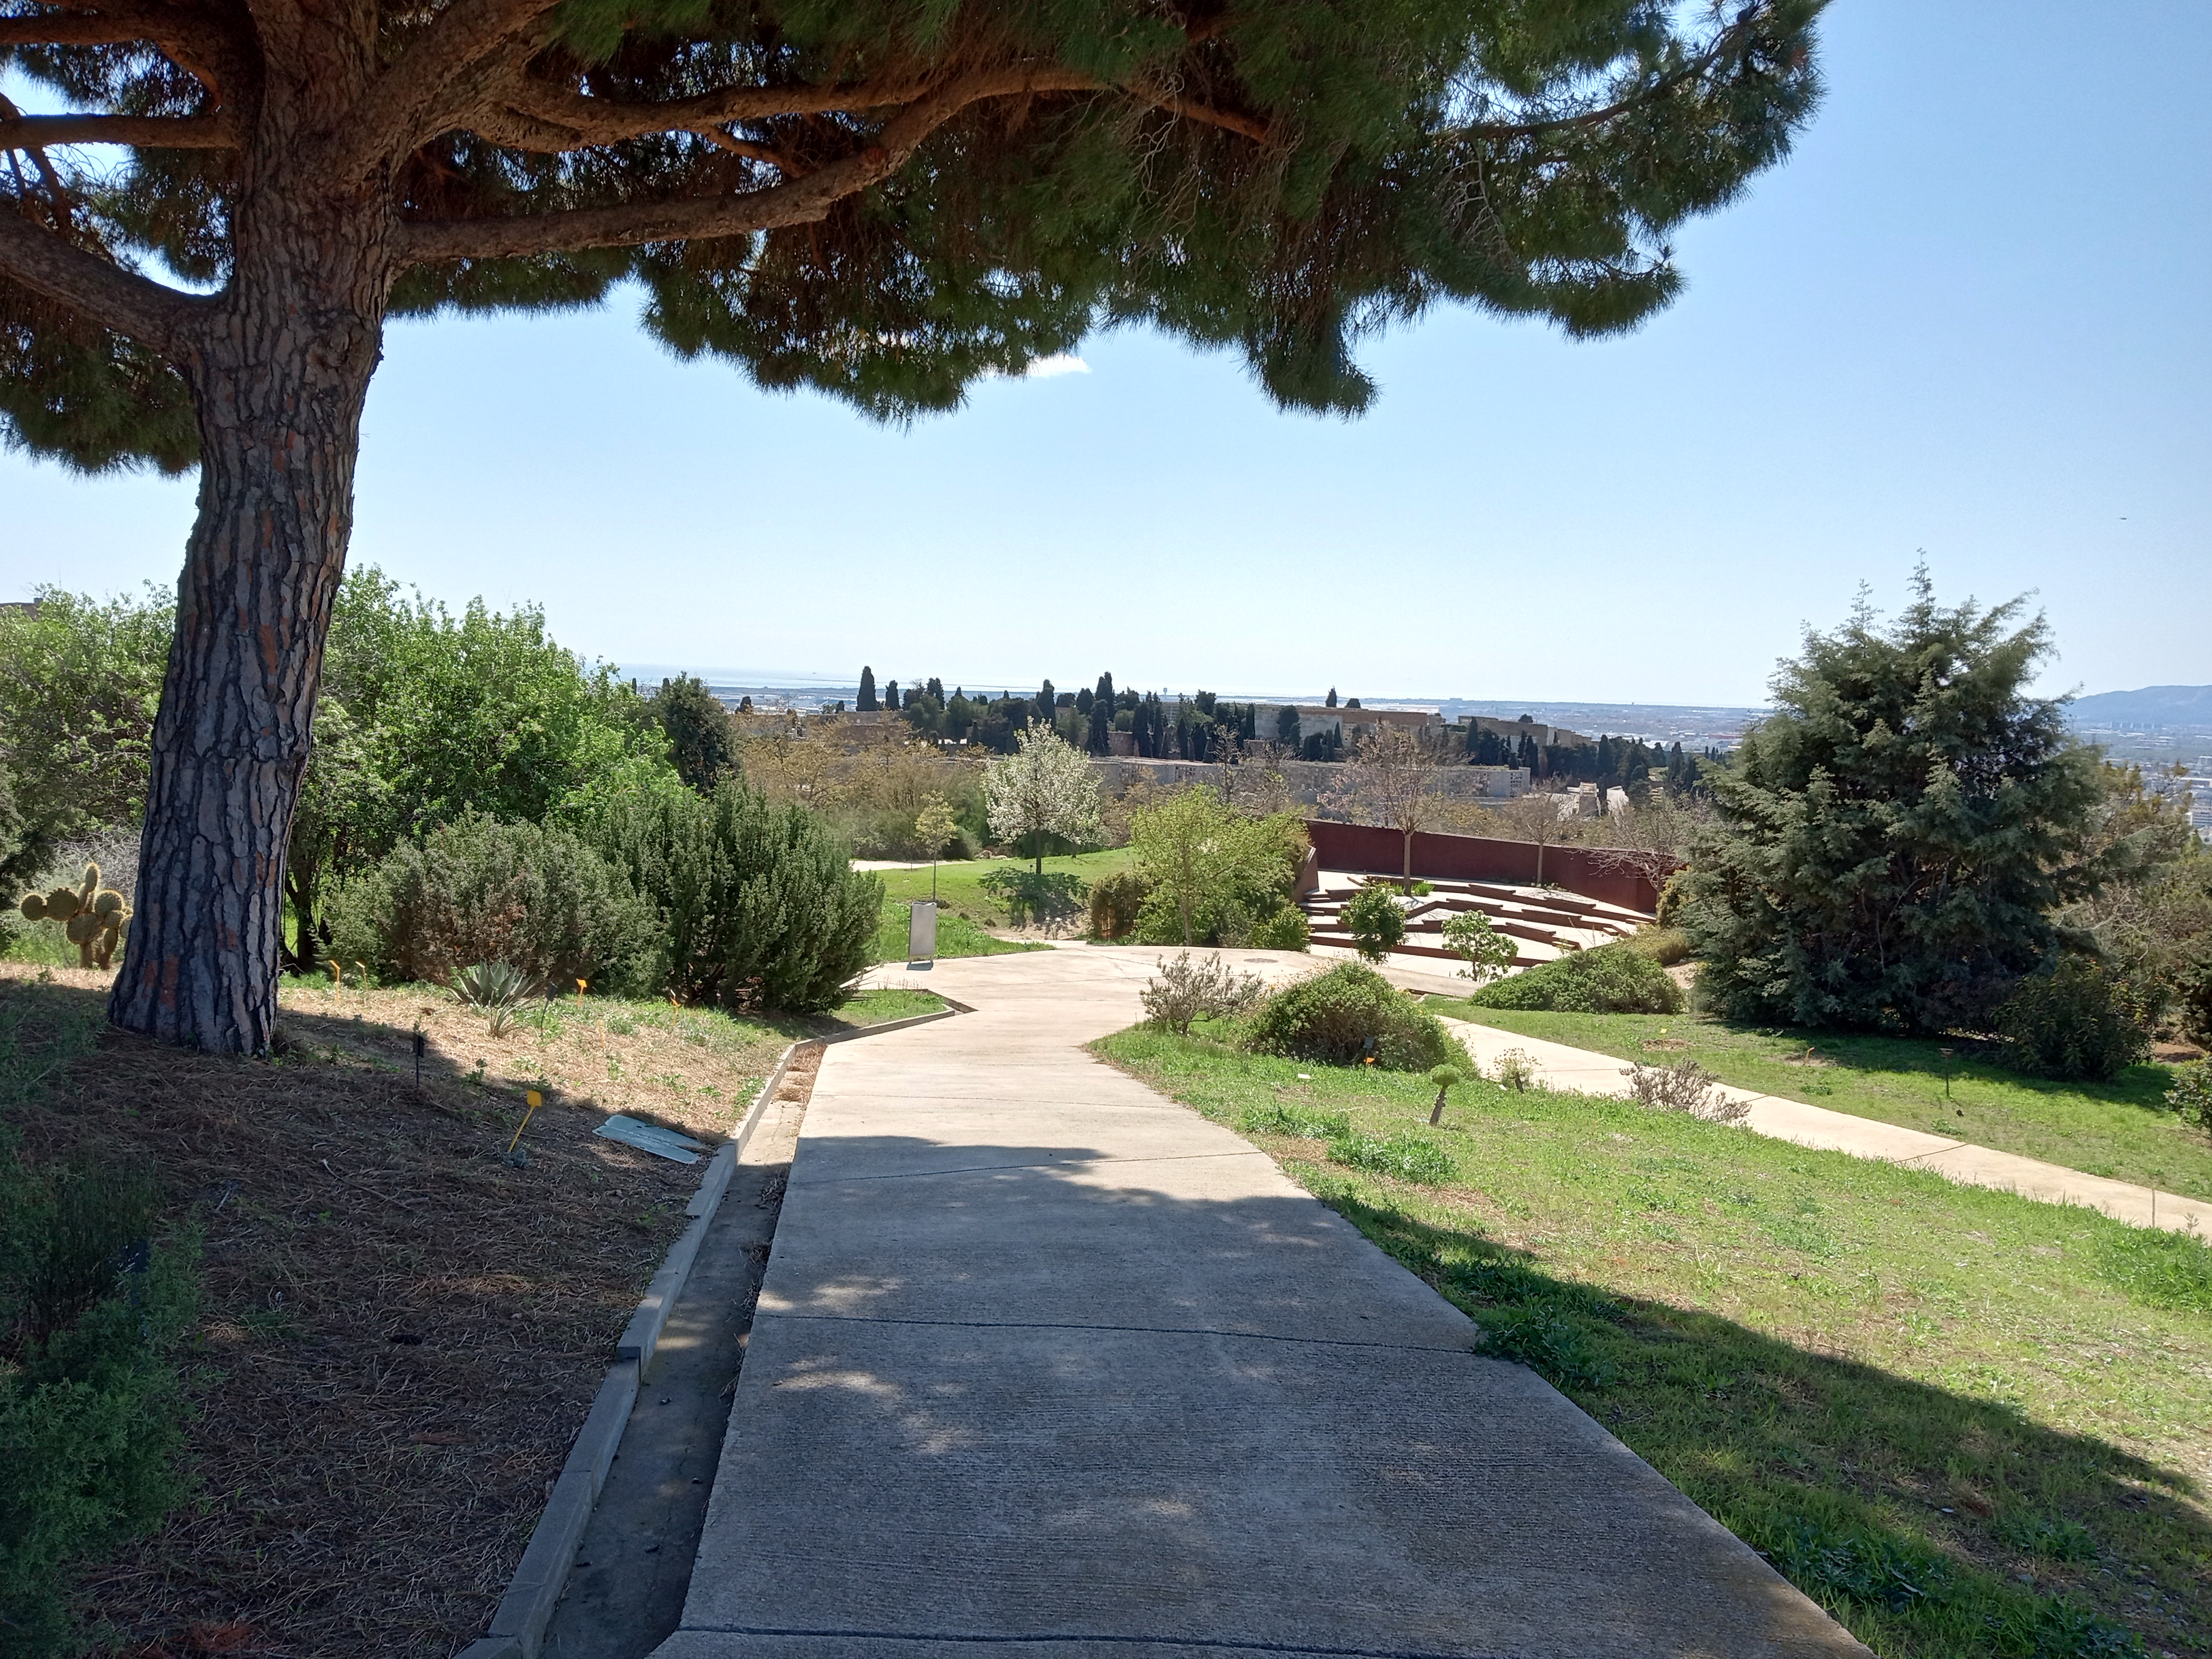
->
<box><xmin>1464</xmin><ymin>943</ymin><xmax>1685</xmax><ymax>1015</ymax></box>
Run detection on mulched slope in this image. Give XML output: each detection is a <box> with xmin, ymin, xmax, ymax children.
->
<box><xmin>0</xmin><ymin>964</ymin><xmax>793</xmax><ymax>1659</ymax></box>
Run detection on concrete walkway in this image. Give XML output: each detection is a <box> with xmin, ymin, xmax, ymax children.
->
<box><xmin>653</xmin><ymin>949</ymin><xmax>1865</xmax><ymax>1658</ymax></box>
<box><xmin>1438</xmin><ymin>1018</ymin><xmax>2212</xmax><ymax>1238</ymax></box>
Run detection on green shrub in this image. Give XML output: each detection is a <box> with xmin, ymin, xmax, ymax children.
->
<box><xmin>329</xmin><ymin>812</ymin><xmax>653</xmax><ymax>992</ymax></box>
<box><xmin>1244</xmin><ymin>962</ymin><xmax>1458</xmax><ymax>1071</ymax></box>
<box><xmin>1993</xmin><ymin>957</ymin><xmax>2149</xmax><ymax>1083</ymax></box>
<box><xmin>1342</xmin><ymin>886</ymin><xmax>1406</xmax><ymax>961</ymax></box>
<box><xmin>1087</xmin><ymin>869</ymin><xmax>1151</xmax><ymax>941</ymax></box>
<box><xmin>1465</xmin><ymin>943</ymin><xmax>1684</xmax><ymax>1014</ymax></box>
<box><xmin>2168</xmin><ymin>1061</ymin><xmax>2212</xmax><ymax>1136</ymax></box>
<box><xmin>1249</xmin><ymin>907</ymin><xmax>1311</xmax><ymax>951</ymax></box>
<box><xmin>1</xmin><ymin>1143</ymin><xmax>197</xmax><ymax>1658</ymax></box>
<box><xmin>1624</xmin><ymin>926</ymin><xmax>1692</xmax><ymax>966</ymax></box>
<box><xmin>601</xmin><ymin>780</ymin><xmax>882</xmax><ymax>1015</ymax></box>
<box><xmin>1327</xmin><ymin>1130</ymin><xmax>1454</xmax><ymax>1184</ymax></box>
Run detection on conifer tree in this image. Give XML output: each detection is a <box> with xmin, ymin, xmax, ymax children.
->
<box><xmin>857</xmin><ymin>667</ymin><xmax>879</xmax><ymax>713</ymax></box>
<box><xmin>1326</xmin><ymin>689</ymin><xmax>1339</xmax><ymax>709</ymax></box>
<box><xmin>1682</xmin><ymin>575</ymin><xmax>2113</xmax><ymax>1032</ymax></box>
<box><xmin>652</xmin><ymin>673</ymin><xmax>734</xmax><ymax>793</ymax></box>
<box><xmin>884</xmin><ymin>679</ymin><xmax>902</xmax><ymax>710</ymax></box>
<box><xmin>926</xmin><ymin>677</ymin><xmax>944</xmax><ymax>705</ymax></box>
<box><xmin>0</xmin><ymin>0</ymin><xmax>1823</xmax><ymax>1050</ymax></box>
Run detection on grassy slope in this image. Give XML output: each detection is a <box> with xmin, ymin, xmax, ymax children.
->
<box><xmin>1423</xmin><ymin>1003</ymin><xmax>2212</xmax><ymax>1201</ymax></box>
<box><xmin>869</xmin><ymin>849</ymin><xmax>1136</xmax><ymax>962</ymax></box>
<box><xmin>1095</xmin><ymin>1028</ymin><xmax>2211</xmax><ymax>1659</ymax></box>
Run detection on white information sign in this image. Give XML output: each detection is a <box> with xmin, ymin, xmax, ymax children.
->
<box><xmin>907</xmin><ymin>900</ymin><xmax>937</xmax><ymax>964</ymax></box>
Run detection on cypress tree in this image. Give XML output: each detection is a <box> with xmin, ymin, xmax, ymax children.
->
<box><xmin>857</xmin><ymin>667</ymin><xmax>879</xmax><ymax>713</ymax></box>
<box><xmin>0</xmin><ymin>0</ymin><xmax>1822</xmax><ymax>1049</ymax></box>
<box><xmin>1326</xmin><ymin>689</ymin><xmax>1339</xmax><ymax>709</ymax></box>
<box><xmin>884</xmin><ymin>680</ymin><xmax>902</xmax><ymax>710</ymax></box>
<box><xmin>927</xmin><ymin>677</ymin><xmax>945</xmax><ymax>703</ymax></box>
<box><xmin>651</xmin><ymin>674</ymin><xmax>735</xmax><ymax>794</ymax></box>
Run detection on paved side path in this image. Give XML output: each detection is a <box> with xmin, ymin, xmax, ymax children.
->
<box><xmin>1440</xmin><ymin>1018</ymin><xmax>2212</xmax><ymax>1238</ymax></box>
<box><xmin>653</xmin><ymin>950</ymin><xmax>1864</xmax><ymax>1659</ymax></box>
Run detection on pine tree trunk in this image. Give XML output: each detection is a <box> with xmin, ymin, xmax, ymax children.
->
<box><xmin>110</xmin><ymin>205</ymin><xmax>389</xmax><ymax>1052</ymax></box>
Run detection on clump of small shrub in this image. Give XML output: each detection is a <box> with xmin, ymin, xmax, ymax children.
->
<box><xmin>600</xmin><ymin>779</ymin><xmax>882</xmax><ymax>1015</ymax></box>
<box><xmin>1249</xmin><ymin>907</ymin><xmax>1311</xmax><ymax>951</ymax></box>
<box><xmin>1244</xmin><ymin>962</ymin><xmax>1459</xmax><ymax>1072</ymax></box>
<box><xmin>330</xmin><ymin>812</ymin><xmax>653</xmax><ymax>993</ymax></box>
<box><xmin>1326</xmin><ymin>1130</ymin><xmax>1454</xmax><ymax>1184</ymax></box>
<box><xmin>1087</xmin><ymin>868</ymin><xmax>1151</xmax><ymax>941</ymax></box>
<box><xmin>1624</xmin><ymin>926</ymin><xmax>1693</xmax><ymax>966</ymax></box>
<box><xmin>1489</xmin><ymin>1048</ymin><xmax>1539</xmax><ymax>1092</ymax></box>
<box><xmin>2168</xmin><ymin>1061</ymin><xmax>2212</xmax><ymax>1138</ymax></box>
<box><xmin>1464</xmin><ymin>942</ymin><xmax>1683</xmax><ymax>1015</ymax></box>
<box><xmin>1342</xmin><ymin>885</ymin><xmax>1406</xmax><ymax>962</ymax></box>
<box><xmin>1622</xmin><ymin>1057</ymin><xmax>1750</xmax><ymax>1122</ymax></box>
<box><xmin>1993</xmin><ymin>956</ymin><xmax>2149</xmax><ymax>1083</ymax></box>
<box><xmin>1</xmin><ymin>1141</ymin><xmax>196</xmax><ymax>1658</ymax></box>
<box><xmin>2093</xmin><ymin>1221</ymin><xmax>2212</xmax><ymax>1315</ymax></box>
<box><xmin>1139</xmin><ymin>952</ymin><xmax>1264</xmax><ymax>1036</ymax></box>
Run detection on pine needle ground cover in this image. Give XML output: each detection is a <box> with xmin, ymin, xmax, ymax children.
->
<box><xmin>0</xmin><ymin>960</ymin><xmax>825</xmax><ymax>1656</ymax></box>
<box><xmin>870</xmin><ymin>849</ymin><xmax>1136</xmax><ymax>960</ymax></box>
<box><xmin>1422</xmin><ymin>1004</ymin><xmax>2212</xmax><ymax>1201</ymax></box>
<box><xmin>1094</xmin><ymin>1027</ymin><xmax>2212</xmax><ymax>1659</ymax></box>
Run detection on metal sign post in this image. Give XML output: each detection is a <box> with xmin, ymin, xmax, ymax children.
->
<box><xmin>908</xmin><ymin>900</ymin><xmax>938</xmax><ymax>967</ymax></box>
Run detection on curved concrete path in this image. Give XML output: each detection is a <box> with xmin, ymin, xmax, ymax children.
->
<box><xmin>1438</xmin><ymin>1018</ymin><xmax>2212</xmax><ymax>1238</ymax></box>
<box><xmin>652</xmin><ymin>949</ymin><xmax>1865</xmax><ymax>1658</ymax></box>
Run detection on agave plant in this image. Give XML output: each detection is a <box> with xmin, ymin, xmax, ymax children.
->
<box><xmin>450</xmin><ymin>962</ymin><xmax>541</xmax><ymax>1037</ymax></box>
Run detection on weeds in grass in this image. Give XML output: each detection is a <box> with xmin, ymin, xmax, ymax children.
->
<box><xmin>1488</xmin><ymin>1048</ymin><xmax>1538</xmax><ymax>1092</ymax></box>
<box><xmin>2093</xmin><ymin>1222</ymin><xmax>2212</xmax><ymax>1313</ymax></box>
<box><xmin>1325</xmin><ymin>1130</ymin><xmax>1454</xmax><ymax>1184</ymax></box>
<box><xmin>1237</xmin><ymin>1102</ymin><xmax>1350</xmax><ymax>1140</ymax></box>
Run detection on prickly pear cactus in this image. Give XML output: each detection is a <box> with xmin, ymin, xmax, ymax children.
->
<box><xmin>17</xmin><ymin>860</ymin><xmax>132</xmax><ymax>968</ymax></box>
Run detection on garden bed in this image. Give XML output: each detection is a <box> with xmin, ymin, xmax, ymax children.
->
<box><xmin>1419</xmin><ymin>1004</ymin><xmax>2212</xmax><ymax>1200</ymax></box>
<box><xmin>0</xmin><ymin>961</ymin><xmax>806</xmax><ymax>1657</ymax></box>
<box><xmin>1095</xmin><ymin>1025</ymin><xmax>2212</xmax><ymax>1659</ymax></box>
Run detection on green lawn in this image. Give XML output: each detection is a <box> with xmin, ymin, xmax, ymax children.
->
<box><xmin>868</xmin><ymin>849</ymin><xmax>1136</xmax><ymax>963</ymax></box>
<box><xmin>1422</xmin><ymin>1003</ymin><xmax>2212</xmax><ymax>1202</ymax></box>
<box><xmin>826</xmin><ymin>987</ymin><xmax>948</xmax><ymax>1028</ymax></box>
<box><xmin>1095</xmin><ymin>1027</ymin><xmax>2212</xmax><ymax>1659</ymax></box>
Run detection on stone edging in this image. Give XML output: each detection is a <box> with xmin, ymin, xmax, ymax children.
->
<box><xmin>453</xmin><ymin>1000</ymin><xmax>959</xmax><ymax>1659</ymax></box>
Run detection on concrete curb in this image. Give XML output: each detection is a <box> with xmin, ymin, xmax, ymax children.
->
<box><xmin>821</xmin><ymin>1006</ymin><xmax>958</xmax><ymax>1044</ymax></box>
<box><xmin>456</xmin><ymin>1006</ymin><xmax>966</xmax><ymax>1659</ymax></box>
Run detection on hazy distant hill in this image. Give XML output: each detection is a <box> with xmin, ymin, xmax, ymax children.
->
<box><xmin>2067</xmin><ymin>686</ymin><xmax>2212</xmax><ymax>730</ymax></box>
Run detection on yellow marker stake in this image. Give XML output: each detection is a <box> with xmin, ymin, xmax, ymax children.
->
<box><xmin>507</xmin><ymin>1088</ymin><xmax>543</xmax><ymax>1154</ymax></box>
<box><xmin>575</xmin><ymin>978</ymin><xmax>588</xmax><ymax>1007</ymax></box>
<box><xmin>329</xmin><ymin>959</ymin><xmax>341</xmax><ymax>990</ymax></box>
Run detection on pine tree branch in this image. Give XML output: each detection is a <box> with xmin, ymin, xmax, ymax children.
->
<box><xmin>0</xmin><ymin>3</ymin><xmax>237</xmax><ymax>94</ymax></box>
<box><xmin>0</xmin><ymin>206</ymin><xmax>208</xmax><ymax>353</ymax></box>
<box><xmin>1457</xmin><ymin>7</ymin><xmax>1783</xmax><ymax>143</ymax></box>
<box><xmin>401</xmin><ymin>64</ymin><xmax>1101</xmax><ymax>260</ymax></box>
<box><xmin>0</xmin><ymin>12</ymin><xmax>158</xmax><ymax>44</ymax></box>
<box><xmin>313</xmin><ymin>0</ymin><xmax>571</xmax><ymax>183</ymax></box>
<box><xmin>0</xmin><ymin>112</ymin><xmax>238</xmax><ymax>147</ymax></box>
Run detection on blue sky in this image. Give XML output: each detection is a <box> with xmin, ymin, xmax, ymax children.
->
<box><xmin>5</xmin><ymin>0</ymin><xmax>2207</xmax><ymax>707</ymax></box>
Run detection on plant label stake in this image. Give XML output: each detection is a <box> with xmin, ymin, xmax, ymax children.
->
<box><xmin>412</xmin><ymin>1024</ymin><xmax>426</xmax><ymax>1091</ymax></box>
<box><xmin>1939</xmin><ymin>1046</ymin><xmax>1955</xmax><ymax>1101</ymax></box>
<box><xmin>507</xmin><ymin>1089</ymin><xmax>543</xmax><ymax>1155</ymax></box>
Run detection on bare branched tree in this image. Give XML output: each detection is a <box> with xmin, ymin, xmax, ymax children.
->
<box><xmin>1326</xmin><ymin>725</ymin><xmax>1444</xmax><ymax>890</ymax></box>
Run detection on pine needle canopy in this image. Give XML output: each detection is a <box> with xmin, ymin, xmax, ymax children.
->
<box><xmin>4</xmin><ymin>0</ymin><xmax>1825</xmax><ymax>467</ymax></box>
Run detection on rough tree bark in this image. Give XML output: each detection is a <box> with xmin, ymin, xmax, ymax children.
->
<box><xmin>108</xmin><ymin>191</ymin><xmax>391</xmax><ymax>1050</ymax></box>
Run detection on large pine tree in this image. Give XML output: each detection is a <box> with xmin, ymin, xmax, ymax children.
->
<box><xmin>2</xmin><ymin>0</ymin><xmax>1823</xmax><ymax>1051</ymax></box>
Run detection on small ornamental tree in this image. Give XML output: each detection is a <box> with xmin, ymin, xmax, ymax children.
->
<box><xmin>984</xmin><ymin>726</ymin><xmax>1102</xmax><ymax>874</ymax></box>
<box><xmin>1680</xmin><ymin>573</ymin><xmax>2113</xmax><ymax>1032</ymax></box>
<box><xmin>1441</xmin><ymin>910</ymin><xmax>1516</xmax><ymax>984</ymax></box>
<box><xmin>1328</xmin><ymin>724</ymin><xmax>1443</xmax><ymax>889</ymax></box>
<box><xmin>1</xmin><ymin>0</ymin><xmax>1823</xmax><ymax>1051</ymax></box>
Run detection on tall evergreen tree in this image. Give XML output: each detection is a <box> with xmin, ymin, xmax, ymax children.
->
<box><xmin>1034</xmin><ymin>680</ymin><xmax>1057</xmax><ymax>721</ymax></box>
<box><xmin>652</xmin><ymin>673</ymin><xmax>735</xmax><ymax>794</ymax></box>
<box><xmin>1326</xmin><ymin>689</ymin><xmax>1339</xmax><ymax>709</ymax></box>
<box><xmin>884</xmin><ymin>679</ymin><xmax>902</xmax><ymax>711</ymax></box>
<box><xmin>857</xmin><ymin>667</ymin><xmax>879</xmax><ymax>713</ymax></box>
<box><xmin>1682</xmin><ymin>575</ymin><xmax>2115</xmax><ymax>1032</ymax></box>
<box><xmin>927</xmin><ymin>677</ymin><xmax>945</xmax><ymax>704</ymax></box>
<box><xmin>0</xmin><ymin>0</ymin><xmax>1824</xmax><ymax>1050</ymax></box>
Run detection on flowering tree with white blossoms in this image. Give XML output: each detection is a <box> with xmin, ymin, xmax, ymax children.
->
<box><xmin>985</xmin><ymin>728</ymin><xmax>1102</xmax><ymax>873</ymax></box>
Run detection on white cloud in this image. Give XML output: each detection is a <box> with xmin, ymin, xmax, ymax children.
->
<box><xmin>1023</xmin><ymin>354</ymin><xmax>1091</xmax><ymax>379</ymax></box>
